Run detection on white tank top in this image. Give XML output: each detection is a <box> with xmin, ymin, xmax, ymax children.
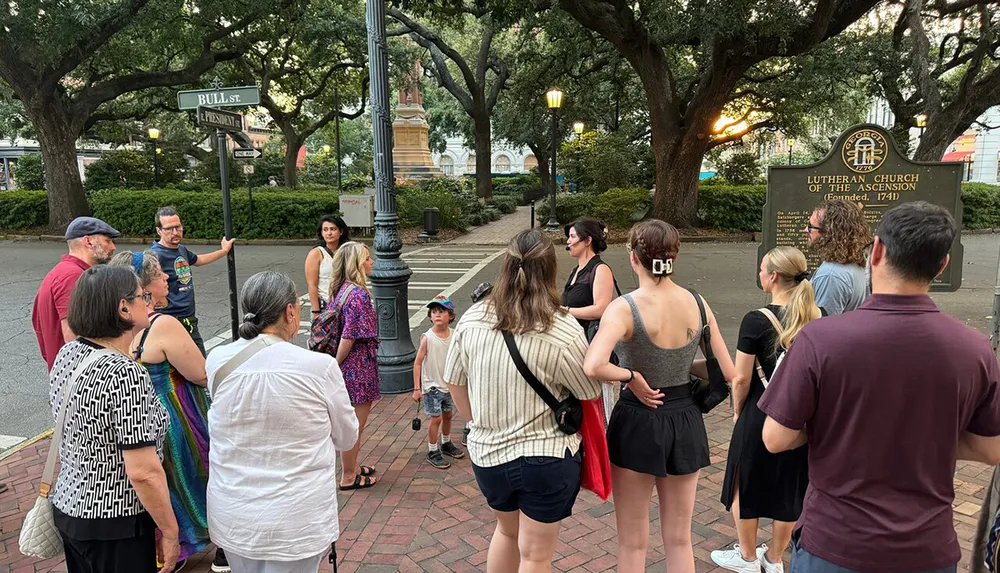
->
<box><xmin>317</xmin><ymin>246</ymin><xmax>334</xmax><ymax>302</ymax></box>
<box><xmin>420</xmin><ymin>329</ymin><xmax>452</xmax><ymax>392</ymax></box>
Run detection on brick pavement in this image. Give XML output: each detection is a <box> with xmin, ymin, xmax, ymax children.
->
<box><xmin>0</xmin><ymin>393</ymin><xmax>992</xmax><ymax>573</ymax></box>
<box><xmin>448</xmin><ymin>206</ymin><xmax>537</xmax><ymax>245</ymax></box>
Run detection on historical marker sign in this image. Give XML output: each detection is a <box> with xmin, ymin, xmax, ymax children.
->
<box><xmin>759</xmin><ymin>123</ymin><xmax>964</xmax><ymax>292</ymax></box>
<box><xmin>233</xmin><ymin>148</ymin><xmax>262</xmax><ymax>160</ymax></box>
<box><xmin>177</xmin><ymin>86</ymin><xmax>260</xmax><ymax>110</ymax></box>
<box><xmin>197</xmin><ymin>106</ymin><xmax>244</xmax><ymax>132</ymax></box>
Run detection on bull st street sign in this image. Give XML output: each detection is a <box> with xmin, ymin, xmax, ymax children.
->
<box><xmin>177</xmin><ymin>85</ymin><xmax>260</xmax><ymax>110</ymax></box>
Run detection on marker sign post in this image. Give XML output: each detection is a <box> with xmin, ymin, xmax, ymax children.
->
<box><xmin>195</xmin><ymin>103</ymin><xmax>255</xmax><ymax>340</ymax></box>
<box><xmin>759</xmin><ymin>123</ymin><xmax>964</xmax><ymax>292</ymax></box>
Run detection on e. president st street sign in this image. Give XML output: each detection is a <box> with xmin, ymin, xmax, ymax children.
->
<box><xmin>197</xmin><ymin>106</ymin><xmax>244</xmax><ymax>132</ymax></box>
<box><xmin>177</xmin><ymin>86</ymin><xmax>260</xmax><ymax>110</ymax></box>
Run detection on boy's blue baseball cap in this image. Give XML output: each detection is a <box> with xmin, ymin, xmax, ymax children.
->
<box><xmin>427</xmin><ymin>295</ymin><xmax>455</xmax><ymax>311</ymax></box>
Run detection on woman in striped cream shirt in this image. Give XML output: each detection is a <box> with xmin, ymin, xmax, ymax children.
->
<box><xmin>445</xmin><ymin>228</ymin><xmax>603</xmax><ymax>572</ymax></box>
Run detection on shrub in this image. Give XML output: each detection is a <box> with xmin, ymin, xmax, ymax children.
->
<box><xmin>494</xmin><ymin>175</ymin><xmax>543</xmax><ymax>204</ymax></box>
<box><xmin>13</xmin><ymin>154</ymin><xmax>45</xmax><ymax>190</ymax></box>
<box><xmin>488</xmin><ymin>195</ymin><xmax>518</xmax><ymax>214</ymax></box>
<box><xmin>961</xmin><ymin>183</ymin><xmax>1000</xmax><ymax>230</ymax></box>
<box><xmin>84</xmin><ymin>149</ymin><xmax>155</xmax><ymax>191</ymax></box>
<box><xmin>537</xmin><ymin>194</ymin><xmax>595</xmax><ymax>226</ymax></box>
<box><xmin>716</xmin><ymin>152</ymin><xmax>763</xmax><ymax>185</ymax></box>
<box><xmin>396</xmin><ymin>181</ymin><xmax>469</xmax><ymax>231</ymax></box>
<box><xmin>696</xmin><ymin>184</ymin><xmax>767</xmax><ymax>231</ymax></box>
<box><xmin>0</xmin><ymin>190</ymin><xmax>47</xmax><ymax>229</ymax></box>
<box><xmin>592</xmin><ymin>188</ymin><xmax>652</xmax><ymax>228</ymax></box>
<box><xmin>86</xmin><ymin>188</ymin><xmax>340</xmax><ymax>239</ymax></box>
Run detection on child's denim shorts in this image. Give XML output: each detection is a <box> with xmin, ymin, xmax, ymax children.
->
<box><xmin>422</xmin><ymin>388</ymin><xmax>454</xmax><ymax>417</ymax></box>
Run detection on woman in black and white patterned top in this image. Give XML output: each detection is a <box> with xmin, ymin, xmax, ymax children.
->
<box><xmin>49</xmin><ymin>265</ymin><xmax>178</xmax><ymax>573</ymax></box>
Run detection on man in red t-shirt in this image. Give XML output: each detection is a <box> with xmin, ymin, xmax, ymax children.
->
<box><xmin>759</xmin><ymin>202</ymin><xmax>1000</xmax><ymax>573</ymax></box>
<box><xmin>31</xmin><ymin>217</ymin><xmax>119</xmax><ymax>370</ymax></box>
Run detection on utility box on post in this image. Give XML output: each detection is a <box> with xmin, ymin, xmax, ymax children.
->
<box><xmin>339</xmin><ymin>194</ymin><xmax>375</xmax><ymax>230</ymax></box>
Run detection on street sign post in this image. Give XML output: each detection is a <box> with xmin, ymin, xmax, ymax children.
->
<box><xmin>234</xmin><ymin>148</ymin><xmax>263</xmax><ymax>160</ymax></box>
<box><xmin>177</xmin><ymin>86</ymin><xmax>260</xmax><ymax>110</ymax></box>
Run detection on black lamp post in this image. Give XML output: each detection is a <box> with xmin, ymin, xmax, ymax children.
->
<box><xmin>366</xmin><ymin>0</ymin><xmax>415</xmax><ymax>394</ymax></box>
<box><xmin>545</xmin><ymin>88</ymin><xmax>563</xmax><ymax>232</ymax></box>
<box><xmin>149</xmin><ymin>127</ymin><xmax>161</xmax><ymax>187</ymax></box>
<box><xmin>334</xmin><ymin>86</ymin><xmax>343</xmax><ymax>195</ymax></box>
<box><xmin>916</xmin><ymin>113</ymin><xmax>927</xmax><ymax>137</ymax></box>
<box><xmin>787</xmin><ymin>139</ymin><xmax>794</xmax><ymax>165</ymax></box>
<box><xmin>965</xmin><ymin>154</ymin><xmax>975</xmax><ymax>181</ymax></box>
<box><xmin>322</xmin><ymin>144</ymin><xmax>333</xmax><ymax>187</ymax></box>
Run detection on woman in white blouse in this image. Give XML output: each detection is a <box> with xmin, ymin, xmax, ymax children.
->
<box><xmin>206</xmin><ymin>271</ymin><xmax>359</xmax><ymax>573</ymax></box>
<box><xmin>445</xmin><ymin>229</ymin><xmax>603</xmax><ymax>572</ymax></box>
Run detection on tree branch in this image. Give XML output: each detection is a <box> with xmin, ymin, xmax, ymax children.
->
<box><xmin>386</xmin><ymin>7</ymin><xmax>481</xmax><ymax>97</ymax></box>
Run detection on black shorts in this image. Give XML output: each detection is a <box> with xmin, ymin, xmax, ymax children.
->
<box><xmin>472</xmin><ymin>449</ymin><xmax>582</xmax><ymax>524</ymax></box>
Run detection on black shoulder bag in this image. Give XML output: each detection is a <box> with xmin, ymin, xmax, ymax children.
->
<box><xmin>502</xmin><ymin>330</ymin><xmax>582</xmax><ymax>435</ymax></box>
<box><xmin>686</xmin><ymin>288</ymin><xmax>730</xmax><ymax>413</ymax></box>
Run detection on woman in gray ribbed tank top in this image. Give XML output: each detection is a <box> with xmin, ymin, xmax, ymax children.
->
<box><xmin>583</xmin><ymin>220</ymin><xmax>735</xmax><ymax>573</ymax></box>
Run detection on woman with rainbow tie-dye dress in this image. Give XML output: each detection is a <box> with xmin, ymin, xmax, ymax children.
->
<box><xmin>111</xmin><ymin>250</ymin><xmax>216</xmax><ymax>570</ymax></box>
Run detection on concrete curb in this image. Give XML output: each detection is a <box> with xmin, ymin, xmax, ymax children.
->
<box><xmin>0</xmin><ymin>429</ymin><xmax>52</xmax><ymax>461</ymax></box>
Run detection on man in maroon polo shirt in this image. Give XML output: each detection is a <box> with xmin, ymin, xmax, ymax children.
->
<box><xmin>31</xmin><ymin>216</ymin><xmax>119</xmax><ymax>370</ymax></box>
<box><xmin>760</xmin><ymin>201</ymin><xmax>1000</xmax><ymax>573</ymax></box>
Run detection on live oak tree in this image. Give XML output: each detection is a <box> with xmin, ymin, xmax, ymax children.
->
<box><xmin>555</xmin><ymin>0</ymin><xmax>883</xmax><ymax>225</ymax></box>
<box><xmin>236</xmin><ymin>0</ymin><xmax>371</xmax><ymax>188</ymax></box>
<box><xmin>0</xmin><ymin>0</ymin><xmax>287</xmax><ymax>229</ymax></box>
<box><xmin>387</xmin><ymin>6</ymin><xmax>515</xmax><ymax>199</ymax></box>
<box><xmin>871</xmin><ymin>0</ymin><xmax>1000</xmax><ymax>161</ymax></box>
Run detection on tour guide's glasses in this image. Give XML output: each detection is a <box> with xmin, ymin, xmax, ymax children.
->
<box><xmin>805</xmin><ymin>223</ymin><xmax>824</xmax><ymax>233</ymax></box>
<box><xmin>125</xmin><ymin>292</ymin><xmax>154</xmax><ymax>306</ymax></box>
<box><xmin>159</xmin><ymin>225</ymin><xmax>184</xmax><ymax>234</ymax></box>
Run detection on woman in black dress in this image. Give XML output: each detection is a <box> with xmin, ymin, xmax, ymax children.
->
<box><xmin>563</xmin><ymin>218</ymin><xmax>618</xmax><ymax>419</ymax></box>
<box><xmin>711</xmin><ymin>246</ymin><xmax>822</xmax><ymax>573</ymax></box>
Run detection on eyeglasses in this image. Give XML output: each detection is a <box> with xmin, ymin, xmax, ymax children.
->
<box><xmin>805</xmin><ymin>224</ymin><xmax>824</xmax><ymax>233</ymax></box>
<box><xmin>159</xmin><ymin>225</ymin><xmax>184</xmax><ymax>233</ymax></box>
<box><xmin>126</xmin><ymin>292</ymin><xmax>153</xmax><ymax>305</ymax></box>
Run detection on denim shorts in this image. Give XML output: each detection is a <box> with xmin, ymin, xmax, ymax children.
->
<box><xmin>422</xmin><ymin>388</ymin><xmax>454</xmax><ymax>417</ymax></box>
<box><xmin>472</xmin><ymin>449</ymin><xmax>582</xmax><ymax>524</ymax></box>
<box><xmin>789</xmin><ymin>531</ymin><xmax>957</xmax><ymax>573</ymax></box>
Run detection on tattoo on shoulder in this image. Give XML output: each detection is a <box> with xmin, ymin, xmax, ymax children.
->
<box><xmin>687</xmin><ymin>327</ymin><xmax>697</xmax><ymax>341</ymax></box>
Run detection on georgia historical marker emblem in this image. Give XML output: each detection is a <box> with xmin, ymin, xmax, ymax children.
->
<box><xmin>841</xmin><ymin>128</ymin><xmax>888</xmax><ymax>173</ymax></box>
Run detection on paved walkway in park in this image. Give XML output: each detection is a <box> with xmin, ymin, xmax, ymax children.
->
<box><xmin>0</xmin><ymin>391</ymin><xmax>990</xmax><ymax>573</ymax></box>
<box><xmin>449</xmin><ymin>205</ymin><xmax>537</xmax><ymax>245</ymax></box>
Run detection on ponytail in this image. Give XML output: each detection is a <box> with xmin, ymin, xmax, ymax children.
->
<box><xmin>776</xmin><ymin>277</ymin><xmax>821</xmax><ymax>352</ymax></box>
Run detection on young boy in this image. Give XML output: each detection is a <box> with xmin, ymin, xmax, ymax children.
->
<box><xmin>413</xmin><ymin>295</ymin><xmax>465</xmax><ymax>468</ymax></box>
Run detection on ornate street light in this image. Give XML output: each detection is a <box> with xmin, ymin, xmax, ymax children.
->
<box><xmin>787</xmin><ymin>139</ymin><xmax>795</xmax><ymax>165</ymax></box>
<box><xmin>148</xmin><ymin>127</ymin><xmax>161</xmax><ymax>188</ymax></box>
<box><xmin>546</xmin><ymin>88</ymin><xmax>563</xmax><ymax>232</ymax></box>
<box><xmin>322</xmin><ymin>144</ymin><xmax>333</xmax><ymax>187</ymax></box>
<box><xmin>366</xmin><ymin>0</ymin><xmax>415</xmax><ymax>393</ymax></box>
<box><xmin>573</xmin><ymin>121</ymin><xmax>584</xmax><ymax>136</ymax></box>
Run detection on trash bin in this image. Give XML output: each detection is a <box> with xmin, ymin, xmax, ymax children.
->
<box><xmin>418</xmin><ymin>207</ymin><xmax>440</xmax><ymax>242</ymax></box>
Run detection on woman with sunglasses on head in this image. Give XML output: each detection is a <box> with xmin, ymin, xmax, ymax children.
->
<box><xmin>110</xmin><ymin>251</ymin><xmax>223</xmax><ymax>572</ymax></box>
<box><xmin>304</xmin><ymin>215</ymin><xmax>350</xmax><ymax>320</ymax></box>
<box><xmin>584</xmin><ymin>220</ymin><xmax>735</xmax><ymax>573</ymax></box>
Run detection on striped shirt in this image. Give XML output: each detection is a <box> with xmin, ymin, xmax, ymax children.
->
<box><xmin>444</xmin><ymin>302</ymin><xmax>602</xmax><ymax>467</ymax></box>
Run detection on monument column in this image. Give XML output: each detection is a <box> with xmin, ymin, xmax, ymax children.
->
<box><xmin>367</xmin><ymin>0</ymin><xmax>415</xmax><ymax>394</ymax></box>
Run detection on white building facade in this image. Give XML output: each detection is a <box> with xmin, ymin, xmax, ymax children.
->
<box><xmin>430</xmin><ymin>136</ymin><xmax>537</xmax><ymax>177</ymax></box>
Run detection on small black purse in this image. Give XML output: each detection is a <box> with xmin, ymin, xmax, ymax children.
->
<box><xmin>687</xmin><ymin>288</ymin><xmax>730</xmax><ymax>413</ymax></box>
<box><xmin>502</xmin><ymin>330</ymin><xmax>582</xmax><ymax>435</ymax></box>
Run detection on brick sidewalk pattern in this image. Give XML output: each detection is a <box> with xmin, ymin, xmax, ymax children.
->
<box><xmin>448</xmin><ymin>206</ymin><xmax>537</xmax><ymax>245</ymax></box>
<box><xmin>0</xmin><ymin>393</ymin><xmax>990</xmax><ymax>573</ymax></box>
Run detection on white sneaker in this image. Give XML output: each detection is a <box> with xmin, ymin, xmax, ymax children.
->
<box><xmin>710</xmin><ymin>544</ymin><xmax>761</xmax><ymax>573</ymax></box>
<box><xmin>757</xmin><ymin>544</ymin><xmax>784</xmax><ymax>573</ymax></box>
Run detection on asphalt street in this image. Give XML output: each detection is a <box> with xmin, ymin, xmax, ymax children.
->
<box><xmin>3</xmin><ymin>233</ymin><xmax>1000</xmax><ymax>449</ymax></box>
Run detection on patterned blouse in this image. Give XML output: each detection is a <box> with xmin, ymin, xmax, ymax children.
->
<box><xmin>49</xmin><ymin>339</ymin><xmax>169</xmax><ymax>519</ymax></box>
<box><xmin>334</xmin><ymin>282</ymin><xmax>381</xmax><ymax>405</ymax></box>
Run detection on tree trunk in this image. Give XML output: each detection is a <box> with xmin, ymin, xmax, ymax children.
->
<box><xmin>650</xmin><ymin>136</ymin><xmax>705</xmax><ymax>227</ymax></box>
<box><xmin>536</xmin><ymin>152</ymin><xmax>551</xmax><ymax>193</ymax></box>
<box><xmin>472</xmin><ymin>111</ymin><xmax>493</xmax><ymax>200</ymax></box>
<box><xmin>913</xmin><ymin>120</ymin><xmax>958</xmax><ymax>162</ymax></box>
<box><xmin>34</xmin><ymin>114</ymin><xmax>90</xmax><ymax>230</ymax></box>
<box><xmin>283</xmin><ymin>133</ymin><xmax>302</xmax><ymax>188</ymax></box>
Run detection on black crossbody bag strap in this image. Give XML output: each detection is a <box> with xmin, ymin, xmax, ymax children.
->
<box><xmin>501</xmin><ymin>330</ymin><xmax>562</xmax><ymax>412</ymax></box>
<box><xmin>687</xmin><ymin>288</ymin><xmax>713</xmax><ymax>359</ymax></box>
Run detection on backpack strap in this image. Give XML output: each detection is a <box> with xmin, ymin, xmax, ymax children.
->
<box><xmin>501</xmin><ymin>331</ymin><xmax>562</xmax><ymax>412</ymax></box>
<box><xmin>754</xmin><ymin>308</ymin><xmax>785</xmax><ymax>387</ymax></box>
<box><xmin>209</xmin><ymin>336</ymin><xmax>275</xmax><ymax>397</ymax></box>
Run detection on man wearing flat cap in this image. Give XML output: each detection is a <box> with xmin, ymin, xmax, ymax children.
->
<box><xmin>31</xmin><ymin>216</ymin><xmax>120</xmax><ymax>371</ymax></box>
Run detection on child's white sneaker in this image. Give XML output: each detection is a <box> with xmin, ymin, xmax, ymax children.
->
<box><xmin>710</xmin><ymin>544</ymin><xmax>760</xmax><ymax>573</ymax></box>
<box><xmin>757</xmin><ymin>544</ymin><xmax>784</xmax><ymax>573</ymax></box>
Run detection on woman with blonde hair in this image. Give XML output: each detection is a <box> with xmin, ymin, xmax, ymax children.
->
<box><xmin>317</xmin><ymin>241</ymin><xmax>380</xmax><ymax>490</ymax></box>
<box><xmin>584</xmin><ymin>219</ymin><xmax>735</xmax><ymax>573</ymax></box>
<box><xmin>445</xmin><ymin>229</ymin><xmax>602</xmax><ymax>572</ymax></box>
<box><xmin>710</xmin><ymin>246</ymin><xmax>822</xmax><ymax>573</ymax></box>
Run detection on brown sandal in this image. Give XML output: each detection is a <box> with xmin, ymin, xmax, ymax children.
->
<box><xmin>339</xmin><ymin>474</ymin><xmax>377</xmax><ymax>491</ymax></box>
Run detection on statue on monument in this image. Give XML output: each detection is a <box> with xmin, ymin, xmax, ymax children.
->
<box><xmin>399</xmin><ymin>62</ymin><xmax>423</xmax><ymax>107</ymax></box>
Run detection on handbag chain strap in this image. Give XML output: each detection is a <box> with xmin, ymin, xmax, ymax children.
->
<box><xmin>42</xmin><ymin>347</ymin><xmax>114</xmax><ymax>497</ymax></box>
<box><xmin>686</xmin><ymin>288</ymin><xmax>713</xmax><ymax>359</ymax></box>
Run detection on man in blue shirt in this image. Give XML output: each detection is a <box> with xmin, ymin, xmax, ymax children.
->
<box><xmin>151</xmin><ymin>206</ymin><xmax>235</xmax><ymax>356</ymax></box>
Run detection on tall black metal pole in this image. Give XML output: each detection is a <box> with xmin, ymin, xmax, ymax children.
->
<box><xmin>153</xmin><ymin>140</ymin><xmax>161</xmax><ymax>187</ymax></box>
<box><xmin>367</xmin><ymin>0</ymin><xmax>415</xmax><ymax>393</ymax></box>
<box><xmin>217</xmin><ymin>129</ymin><xmax>239</xmax><ymax>340</ymax></box>
<box><xmin>335</xmin><ymin>87</ymin><xmax>343</xmax><ymax>195</ymax></box>
<box><xmin>546</xmin><ymin>108</ymin><xmax>560</xmax><ymax>231</ymax></box>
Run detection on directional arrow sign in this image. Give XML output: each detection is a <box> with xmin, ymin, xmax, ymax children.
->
<box><xmin>197</xmin><ymin>106</ymin><xmax>243</xmax><ymax>132</ymax></box>
<box><xmin>177</xmin><ymin>86</ymin><xmax>260</xmax><ymax>110</ymax></box>
<box><xmin>233</xmin><ymin>148</ymin><xmax>262</xmax><ymax>160</ymax></box>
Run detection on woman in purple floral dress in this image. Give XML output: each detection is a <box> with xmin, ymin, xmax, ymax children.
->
<box><xmin>325</xmin><ymin>242</ymin><xmax>381</xmax><ymax>490</ymax></box>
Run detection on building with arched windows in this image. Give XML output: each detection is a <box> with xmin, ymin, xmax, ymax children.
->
<box><xmin>431</xmin><ymin>136</ymin><xmax>536</xmax><ymax>178</ymax></box>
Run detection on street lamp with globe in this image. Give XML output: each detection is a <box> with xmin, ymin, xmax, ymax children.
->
<box><xmin>546</xmin><ymin>88</ymin><xmax>563</xmax><ymax>232</ymax></box>
<box><xmin>148</xmin><ymin>127</ymin><xmax>161</xmax><ymax>188</ymax></box>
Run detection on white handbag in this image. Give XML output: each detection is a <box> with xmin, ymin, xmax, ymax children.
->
<box><xmin>19</xmin><ymin>349</ymin><xmax>111</xmax><ymax>558</ymax></box>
